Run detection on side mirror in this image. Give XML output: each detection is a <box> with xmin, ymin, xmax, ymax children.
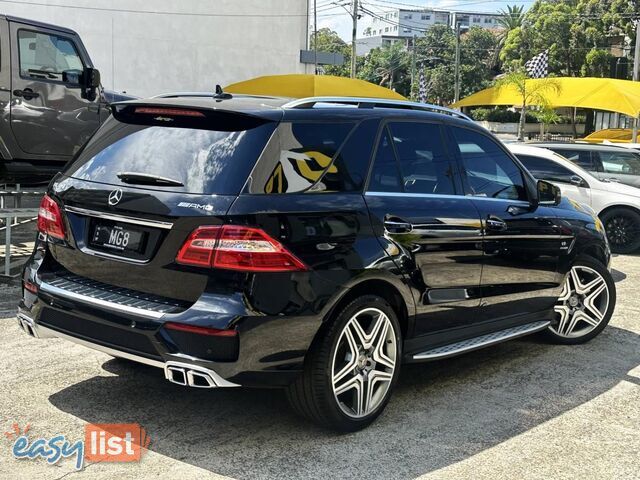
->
<box><xmin>570</xmin><ymin>175</ymin><xmax>584</xmax><ymax>186</ymax></box>
<box><xmin>80</xmin><ymin>67</ymin><xmax>100</xmax><ymax>101</ymax></box>
<box><xmin>537</xmin><ymin>179</ymin><xmax>561</xmax><ymax>206</ymax></box>
<box><xmin>83</xmin><ymin>67</ymin><xmax>101</xmax><ymax>88</ymax></box>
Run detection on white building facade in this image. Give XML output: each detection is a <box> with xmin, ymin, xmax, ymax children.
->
<box><xmin>1</xmin><ymin>0</ymin><xmax>310</xmax><ymax>97</ymax></box>
<box><xmin>357</xmin><ymin>8</ymin><xmax>501</xmax><ymax>55</ymax></box>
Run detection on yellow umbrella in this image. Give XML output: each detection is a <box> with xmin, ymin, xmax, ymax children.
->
<box><xmin>225</xmin><ymin>74</ymin><xmax>406</xmax><ymax>100</ymax></box>
<box><xmin>452</xmin><ymin>77</ymin><xmax>640</xmax><ymax>118</ymax></box>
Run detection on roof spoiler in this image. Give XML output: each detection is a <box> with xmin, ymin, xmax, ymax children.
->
<box><xmin>110</xmin><ymin>103</ymin><xmax>273</xmax><ymax>131</ymax></box>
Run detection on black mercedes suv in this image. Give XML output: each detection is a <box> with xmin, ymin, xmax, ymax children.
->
<box><xmin>19</xmin><ymin>95</ymin><xmax>616</xmax><ymax>431</ymax></box>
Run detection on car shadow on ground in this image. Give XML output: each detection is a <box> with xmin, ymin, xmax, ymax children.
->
<box><xmin>48</xmin><ymin>325</ymin><xmax>639</xmax><ymax>480</ymax></box>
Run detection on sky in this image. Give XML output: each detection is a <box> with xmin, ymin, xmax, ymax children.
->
<box><xmin>314</xmin><ymin>0</ymin><xmax>535</xmax><ymax>40</ymax></box>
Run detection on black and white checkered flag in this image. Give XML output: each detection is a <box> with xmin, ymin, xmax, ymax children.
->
<box><xmin>418</xmin><ymin>67</ymin><xmax>427</xmax><ymax>103</ymax></box>
<box><xmin>525</xmin><ymin>50</ymin><xmax>549</xmax><ymax>79</ymax></box>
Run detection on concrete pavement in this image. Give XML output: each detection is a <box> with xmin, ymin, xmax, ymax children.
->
<box><xmin>0</xmin><ymin>256</ymin><xmax>638</xmax><ymax>479</ymax></box>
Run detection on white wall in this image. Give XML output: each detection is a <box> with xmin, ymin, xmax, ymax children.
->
<box><xmin>2</xmin><ymin>0</ymin><xmax>310</xmax><ymax>97</ymax></box>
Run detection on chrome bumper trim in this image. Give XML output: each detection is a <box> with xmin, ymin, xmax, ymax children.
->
<box><xmin>39</xmin><ymin>281</ymin><xmax>166</xmax><ymax>319</ymax></box>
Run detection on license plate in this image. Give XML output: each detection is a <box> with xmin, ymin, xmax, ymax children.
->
<box><xmin>90</xmin><ymin>222</ymin><xmax>147</xmax><ymax>254</ymax></box>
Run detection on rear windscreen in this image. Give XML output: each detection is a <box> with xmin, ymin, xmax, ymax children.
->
<box><xmin>65</xmin><ymin>119</ymin><xmax>277</xmax><ymax>195</ymax></box>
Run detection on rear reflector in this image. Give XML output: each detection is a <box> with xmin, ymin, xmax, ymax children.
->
<box><xmin>23</xmin><ymin>281</ymin><xmax>37</xmax><ymax>293</ymax></box>
<box><xmin>37</xmin><ymin>194</ymin><xmax>65</xmax><ymax>240</ymax></box>
<box><xmin>164</xmin><ymin>322</ymin><xmax>237</xmax><ymax>337</ymax></box>
<box><xmin>176</xmin><ymin>225</ymin><xmax>308</xmax><ymax>272</ymax></box>
<box><xmin>134</xmin><ymin>107</ymin><xmax>205</xmax><ymax>117</ymax></box>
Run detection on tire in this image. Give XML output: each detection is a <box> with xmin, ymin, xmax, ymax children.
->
<box><xmin>544</xmin><ymin>256</ymin><xmax>616</xmax><ymax>345</ymax></box>
<box><xmin>286</xmin><ymin>295</ymin><xmax>402</xmax><ymax>432</ymax></box>
<box><xmin>601</xmin><ymin>207</ymin><xmax>640</xmax><ymax>254</ymax></box>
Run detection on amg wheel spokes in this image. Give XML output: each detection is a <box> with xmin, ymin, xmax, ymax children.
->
<box><xmin>332</xmin><ymin>308</ymin><xmax>396</xmax><ymax>418</ymax></box>
<box><xmin>552</xmin><ymin>266</ymin><xmax>609</xmax><ymax>338</ymax></box>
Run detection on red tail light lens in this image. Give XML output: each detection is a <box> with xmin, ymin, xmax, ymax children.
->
<box><xmin>164</xmin><ymin>321</ymin><xmax>237</xmax><ymax>337</ymax></box>
<box><xmin>176</xmin><ymin>225</ymin><xmax>308</xmax><ymax>272</ymax></box>
<box><xmin>37</xmin><ymin>195</ymin><xmax>65</xmax><ymax>240</ymax></box>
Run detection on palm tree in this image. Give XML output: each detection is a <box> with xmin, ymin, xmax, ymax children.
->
<box><xmin>493</xmin><ymin>5</ymin><xmax>526</xmax><ymax>68</ymax></box>
<box><xmin>495</xmin><ymin>70</ymin><xmax>561</xmax><ymax>141</ymax></box>
<box><xmin>496</xmin><ymin>5</ymin><xmax>525</xmax><ymax>32</ymax></box>
<box><xmin>375</xmin><ymin>42</ymin><xmax>409</xmax><ymax>90</ymax></box>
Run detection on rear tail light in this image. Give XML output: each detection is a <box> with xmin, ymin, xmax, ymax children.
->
<box><xmin>176</xmin><ymin>225</ymin><xmax>308</xmax><ymax>272</ymax></box>
<box><xmin>164</xmin><ymin>322</ymin><xmax>237</xmax><ymax>337</ymax></box>
<box><xmin>37</xmin><ymin>195</ymin><xmax>65</xmax><ymax>240</ymax></box>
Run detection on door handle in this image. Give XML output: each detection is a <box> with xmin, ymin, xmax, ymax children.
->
<box><xmin>384</xmin><ymin>218</ymin><xmax>413</xmax><ymax>234</ymax></box>
<box><xmin>486</xmin><ymin>215</ymin><xmax>507</xmax><ymax>231</ymax></box>
<box><xmin>13</xmin><ymin>89</ymin><xmax>40</xmax><ymax>100</ymax></box>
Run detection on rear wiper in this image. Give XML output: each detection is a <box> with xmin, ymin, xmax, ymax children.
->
<box><xmin>117</xmin><ymin>171</ymin><xmax>184</xmax><ymax>187</ymax></box>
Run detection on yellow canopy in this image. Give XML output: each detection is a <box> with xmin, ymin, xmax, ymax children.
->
<box><xmin>225</xmin><ymin>74</ymin><xmax>406</xmax><ymax>100</ymax></box>
<box><xmin>452</xmin><ymin>77</ymin><xmax>640</xmax><ymax>118</ymax></box>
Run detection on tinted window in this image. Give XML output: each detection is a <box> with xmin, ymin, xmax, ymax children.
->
<box><xmin>548</xmin><ymin>148</ymin><xmax>594</xmax><ymax>170</ymax></box>
<box><xmin>450</xmin><ymin>127</ymin><xmax>527</xmax><ymax>201</ymax></box>
<box><xmin>387</xmin><ymin>122</ymin><xmax>454</xmax><ymax>194</ymax></box>
<box><xmin>516</xmin><ymin>154</ymin><xmax>576</xmax><ymax>183</ymax></box>
<box><xmin>596</xmin><ymin>151</ymin><xmax>640</xmax><ymax>175</ymax></box>
<box><xmin>247</xmin><ymin>122</ymin><xmax>354</xmax><ymax>194</ymax></box>
<box><xmin>368</xmin><ymin>128</ymin><xmax>402</xmax><ymax>192</ymax></box>
<box><xmin>18</xmin><ymin>30</ymin><xmax>83</xmax><ymax>82</ymax></box>
<box><xmin>65</xmin><ymin>119</ymin><xmax>277</xmax><ymax>195</ymax></box>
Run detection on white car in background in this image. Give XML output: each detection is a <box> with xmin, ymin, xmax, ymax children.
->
<box><xmin>507</xmin><ymin>144</ymin><xmax>640</xmax><ymax>254</ymax></box>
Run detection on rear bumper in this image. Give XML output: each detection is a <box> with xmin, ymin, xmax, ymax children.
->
<box><xmin>17</xmin><ymin>309</ymin><xmax>239</xmax><ymax>388</ymax></box>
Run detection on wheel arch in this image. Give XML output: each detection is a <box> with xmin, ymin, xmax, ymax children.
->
<box><xmin>322</xmin><ymin>277</ymin><xmax>414</xmax><ymax>340</ymax></box>
<box><xmin>598</xmin><ymin>203</ymin><xmax>640</xmax><ymax>220</ymax></box>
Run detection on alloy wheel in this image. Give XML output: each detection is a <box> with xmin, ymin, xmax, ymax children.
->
<box><xmin>605</xmin><ymin>214</ymin><xmax>640</xmax><ymax>249</ymax></box>
<box><xmin>331</xmin><ymin>308</ymin><xmax>397</xmax><ymax>418</ymax></box>
<box><xmin>551</xmin><ymin>265</ymin><xmax>610</xmax><ymax>338</ymax></box>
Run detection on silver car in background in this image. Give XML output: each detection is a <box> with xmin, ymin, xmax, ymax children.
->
<box><xmin>534</xmin><ymin>142</ymin><xmax>640</xmax><ymax>189</ymax></box>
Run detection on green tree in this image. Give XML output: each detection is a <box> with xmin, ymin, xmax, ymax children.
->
<box><xmin>581</xmin><ymin>48</ymin><xmax>615</xmax><ymax>77</ymax></box>
<box><xmin>309</xmin><ymin>28</ymin><xmax>351</xmax><ymax>77</ymax></box>
<box><xmin>358</xmin><ymin>42</ymin><xmax>410</xmax><ymax>93</ymax></box>
<box><xmin>495</xmin><ymin>70</ymin><xmax>561</xmax><ymax>140</ymax></box>
<box><xmin>494</xmin><ymin>4</ymin><xmax>526</xmax><ymax>68</ymax></box>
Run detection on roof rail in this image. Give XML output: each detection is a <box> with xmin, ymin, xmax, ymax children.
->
<box><xmin>282</xmin><ymin>96</ymin><xmax>472</xmax><ymax>121</ymax></box>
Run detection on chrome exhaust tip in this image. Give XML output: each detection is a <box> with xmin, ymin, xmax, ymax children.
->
<box><xmin>164</xmin><ymin>361</ymin><xmax>221</xmax><ymax>389</ymax></box>
<box><xmin>18</xmin><ymin>313</ymin><xmax>38</xmax><ymax>338</ymax></box>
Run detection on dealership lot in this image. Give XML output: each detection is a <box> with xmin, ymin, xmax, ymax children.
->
<box><xmin>0</xmin><ymin>253</ymin><xmax>637</xmax><ymax>480</ymax></box>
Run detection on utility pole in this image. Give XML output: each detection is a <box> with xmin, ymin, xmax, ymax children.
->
<box><xmin>351</xmin><ymin>0</ymin><xmax>358</xmax><ymax>78</ymax></box>
<box><xmin>411</xmin><ymin>35</ymin><xmax>417</xmax><ymax>100</ymax></box>
<box><xmin>632</xmin><ymin>18</ymin><xmax>639</xmax><ymax>142</ymax></box>
<box><xmin>313</xmin><ymin>0</ymin><xmax>318</xmax><ymax>74</ymax></box>
<box><xmin>454</xmin><ymin>13</ymin><xmax>461</xmax><ymax>104</ymax></box>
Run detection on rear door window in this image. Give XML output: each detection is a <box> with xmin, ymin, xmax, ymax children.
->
<box><xmin>367</xmin><ymin>121</ymin><xmax>455</xmax><ymax>195</ymax></box>
<box><xmin>596</xmin><ymin>150</ymin><xmax>640</xmax><ymax>175</ymax></box>
<box><xmin>65</xmin><ymin>118</ymin><xmax>277</xmax><ymax>195</ymax></box>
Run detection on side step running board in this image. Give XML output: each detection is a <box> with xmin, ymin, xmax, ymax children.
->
<box><xmin>412</xmin><ymin>320</ymin><xmax>551</xmax><ymax>361</ymax></box>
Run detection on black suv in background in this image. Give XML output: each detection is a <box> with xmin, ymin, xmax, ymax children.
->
<box><xmin>19</xmin><ymin>96</ymin><xmax>616</xmax><ymax>431</ymax></box>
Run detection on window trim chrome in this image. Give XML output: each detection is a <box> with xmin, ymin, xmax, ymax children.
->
<box><xmin>64</xmin><ymin>206</ymin><xmax>173</xmax><ymax>229</ymax></box>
